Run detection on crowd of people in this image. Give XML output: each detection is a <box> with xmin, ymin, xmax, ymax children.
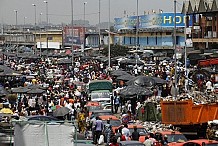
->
<box><xmin>0</xmin><ymin>51</ymin><xmax>217</xmax><ymax>145</ymax></box>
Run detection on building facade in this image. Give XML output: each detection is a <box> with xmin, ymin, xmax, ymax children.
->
<box><xmin>182</xmin><ymin>0</ymin><xmax>218</xmax><ymax>50</ymax></box>
<box><xmin>113</xmin><ymin>13</ymin><xmax>192</xmax><ymax>53</ymax></box>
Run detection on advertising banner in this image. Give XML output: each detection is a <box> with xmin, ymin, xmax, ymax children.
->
<box><xmin>114</xmin><ymin>13</ymin><xmax>193</xmax><ymax>30</ymax></box>
<box><xmin>63</xmin><ymin>26</ymin><xmax>85</xmax><ymax>46</ymax></box>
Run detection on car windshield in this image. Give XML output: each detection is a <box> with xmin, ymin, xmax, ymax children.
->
<box><xmin>184</xmin><ymin>143</ymin><xmax>218</xmax><ymax>146</ymax></box>
<box><xmin>102</xmin><ymin>120</ymin><xmax>121</xmax><ymax>127</ymax></box>
<box><xmin>206</xmin><ymin>144</ymin><xmax>218</xmax><ymax>146</ymax></box>
<box><xmin>87</xmin><ymin>106</ymin><xmax>102</xmax><ymax>111</ymax></box>
<box><xmin>167</xmin><ymin>134</ymin><xmax>187</xmax><ymax>143</ymax></box>
<box><xmin>91</xmin><ymin>92</ymin><xmax>110</xmax><ymax>99</ymax></box>
<box><xmin>95</xmin><ymin>112</ymin><xmax>112</xmax><ymax>116</ymax></box>
<box><xmin>125</xmin><ymin>144</ymin><xmax>144</xmax><ymax>146</ymax></box>
<box><xmin>129</xmin><ymin>128</ymin><xmax>147</xmax><ymax>135</ymax></box>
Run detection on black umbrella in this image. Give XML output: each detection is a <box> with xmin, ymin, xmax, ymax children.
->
<box><xmin>120</xmin><ymin>85</ymin><xmax>140</xmax><ymax>96</ymax></box>
<box><xmin>120</xmin><ymin>59</ymin><xmax>144</xmax><ymax>65</ymax></box>
<box><xmin>139</xmin><ymin>88</ymin><xmax>153</xmax><ymax>96</ymax></box>
<box><xmin>151</xmin><ymin>77</ymin><xmax>167</xmax><ymax>84</ymax></box>
<box><xmin>81</xmin><ymin>56</ymin><xmax>92</xmax><ymax>60</ymax></box>
<box><xmin>127</xmin><ymin>75</ymin><xmax>156</xmax><ymax>88</ymax></box>
<box><xmin>27</xmin><ymin>88</ymin><xmax>45</xmax><ymax>94</ymax></box>
<box><xmin>0</xmin><ymin>86</ymin><xmax>9</xmax><ymax>96</ymax></box>
<box><xmin>116</xmin><ymin>74</ymin><xmax>134</xmax><ymax>81</ymax></box>
<box><xmin>27</xmin><ymin>84</ymin><xmax>47</xmax><ymax>90</ymax></box>
<box><xmin>57</xmin><ymin>59</ymin><xmax>72</xmax><ymax>65</ymax></box>
<box><xmin>111</xmin><ymin>70</ymin><xmax>129</xmax><ymax>76</ymax></box>
<box><xmin>120</xmin><ymin>85</ymin><xmax>153</xmax><ymax>97</ymax></box>
<box><xmin>53</xmin><ymin>107</ymin><xmax>70</xmax><ymax>117</ymax></box>
<box><xmin>11</xmin><ymin>87</ymin><xmax>30</xmax><ymax>93</ymax></box>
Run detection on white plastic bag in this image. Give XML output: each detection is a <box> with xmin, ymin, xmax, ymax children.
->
<box><xmin>117</xmin><ymin>137</ymin><xmax>120</xmax><ymax>143</ymax></box>
<box><xmin>98</xmin><ymin>135</ymin><xmax>104</xmax><ymax>145</ymax></box>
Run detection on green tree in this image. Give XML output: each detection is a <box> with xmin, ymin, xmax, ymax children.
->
<box><xmin>101</xmin><ymin>44</ymin><xmax>129</xmax><ymax>57</ymax></box>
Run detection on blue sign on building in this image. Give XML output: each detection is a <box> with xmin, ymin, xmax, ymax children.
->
<box><xmin>114</xmin><ymin>13</ymin><xmax>192</xmax><ymax>30</ymax></box>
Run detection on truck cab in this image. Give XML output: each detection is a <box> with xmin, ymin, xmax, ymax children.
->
<box><xmin>88</xmin><ymin>80</ymin><xmax>113</xmax><ymax>103</ymax></box>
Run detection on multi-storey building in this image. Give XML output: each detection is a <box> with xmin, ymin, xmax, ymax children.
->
<box><xmin>113</xmin><ymin>13</ymin><xmax>192</xmax><ymax>54</ymax></box>
<box><xmin>182</xmin><ymin>0</ymin><xmax>218</xmax><ymax>50</ymax></box>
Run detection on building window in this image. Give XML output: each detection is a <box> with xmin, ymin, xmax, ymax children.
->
<box><xmin>166</xmin><ymin>32</ymin><xmax>171</xmax><ymax>35</ymax></box>
<box><xmin>147</xmin><ymin>37</ymin><xmax>149</xmax><ymax>45</ymax></box>
<box><xmin>155</xmin><ymin>36</ymin><xmax>157</xmax><ymax>45</ymax></box>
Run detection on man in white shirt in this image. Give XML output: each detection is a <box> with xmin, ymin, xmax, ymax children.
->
<box><xmin>122</xmin><ymin>124</ymin><xmax>130</xmax><ymax>140</ymax></box>
<box><xmin>206</xmin><ymin>80</ymin><xmax>212</xmax><ymax>92</ymax></box>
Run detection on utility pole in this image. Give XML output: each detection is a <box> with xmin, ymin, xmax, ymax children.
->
<box><xmin>136</xmin><ymin>0</ymin><xmax>139</xmax><ymax>66</ymax></box>
<box><xmin>71</xmin><ymin>0</ymin><xmax>74</xmax><ymax>66</ymax></box>
<box><xmin>174</xmin><ymin>0</ymin><xmax>178</xmax><ymax>98</ymax></box>
<box><xmin>83</xmin><ymin>2</ymin><xmax>87</xmax><ymax>55</ymax></box>
<box><xmin>98</xmin><ymin>0</ymin><xmax>101</xmax><ymax>53</ymax></box>
<box><xmin>32</xmin><ymin>4</ymin><xmax>37</xmax><ymax>54</ymax></box>
<box><xmin>39</xmin><ymin>13</ymin><xmax>42</xmax><ymax>57</ymax></box>
<box><xmin>14</xmin><ymin>10</ymin><xmax>18</xmax><ymax>56</ymax></box>
<box><xmin>108</xmin><ymin>0</ymin><xmax>111</xmax><ymax>68</ymax></box>
<box><xmin>44</xmin><ymin>1</ymin><xmax>49</xmax><ymax>52</ymax></box>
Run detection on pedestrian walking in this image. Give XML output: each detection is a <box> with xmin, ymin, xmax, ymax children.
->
<box><xmin>94</xmin><ymin>116</ymin><xmax>103</xmax><ymax>144</ymax></box>
<box><xmin>104</xmin><ymin>119</ymin><xmax>112</xmax><ymax>145</ymax></box>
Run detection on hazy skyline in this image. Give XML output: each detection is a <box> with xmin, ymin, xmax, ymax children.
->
<box><xmin>0</xmin><ymin>0</ymin><xmax>184</xmax><ymax>25</ymax></box>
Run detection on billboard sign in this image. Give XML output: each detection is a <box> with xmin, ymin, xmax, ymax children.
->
<box><xmin>63</xmin><ymin>26</ymin><xmax>85</xmax><ymax>46</ymax></box>
<box><xmin>114</xmin><ymin>13</ymin><xmax>193</xmax><ymax>30</ymax></box>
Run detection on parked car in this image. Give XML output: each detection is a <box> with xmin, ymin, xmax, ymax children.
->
<box><xmin>172</xmin><ymin>139</ymin><xmax>218</xmax><ymax>146</ymax></box>
<box><xmin>75</xmin><ymin>140</ymin><xmax>95</xmax><ymax>146</ymax></box>
<box><xmin>99</xmin><ymin>115</ymin><xmax>121</xmax><ymax>133</ymax></box>
<box><xmin>103</xmin><ymin>105</ymin><xmax>112</xmax><ymax>111</ymax></box>
<box><xmin>90</xmin><ymin>110</ymin><xmax>112</xmax><ymax>117</ymax></box>
<box><xmin>118</xmin><ymin>124</ymin><xmax>147</xmax><ymax>143</ymax></box>
<box><xmin>154</xmin><ymin>131</ymin><xmax>187</xmax><ymax>146</ymax></box>
<box><xmin>119</xmin><ymin>141</ymin><xmax>144</xmax><ymax>146</ymax></box>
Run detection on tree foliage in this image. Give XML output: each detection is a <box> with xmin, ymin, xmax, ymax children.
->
<box><xmin>101</xmin><ymin>44</ymin><xmax>129</xmax><ymax>57</ymax></box>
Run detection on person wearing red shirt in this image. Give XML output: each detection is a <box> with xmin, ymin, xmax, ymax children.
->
<box><xmin>110</xmin><ymin>136</ymin><xmax>119</xmax><ymax>146</ymax></box>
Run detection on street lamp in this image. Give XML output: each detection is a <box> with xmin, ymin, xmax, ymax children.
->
<box><xmin>44</xmin><ymin>1</ymin><xmax>49</xmax><ymax>51</ymax></box>
<box><xmin>14</xmin><ymin>10</ymin><xmax>18</xmax><ymax>27</ymax></box>
<box><xmin>71</xmin><ymin>0</ymin><xmax>74</xmax><ymax>66</ymax></box>
<box><xmin>24</xmin><ymin>17</ymin><xmax>27</xmax><ymax>28</ymax></box>
<box><xmin>14</xmin><ymin>10</ymin><xmax>18</xmax><ymax>56</ymax></box>
<box><xmin>135</xmin><ymin>0</ymin><xmax>139</xmax><ymax>66</ymax></box>
<box><xmin>23</xmin><ymin>17</ymin><xmax>27</xmax><ymax>48</ymax></box>
<box><xmin>108</xmin><ymin>0</ymin><xmax>111</xmax><ymax>68</ymax></box>
<box><xmin>98</xmin><ymin>0</ymin><xmax>101</xmax><ymax>53</ymax></box>
<box><xmin>174</xmin><ymin>0</ymin><xmax>178</xmax><ymax>98</ymax></box>
<box><xmin>32</xmin><ymin>4</ymin><xmax>37</xmax><ymax>54</ymax></box>
<box><xmin>83</xmin><ymin>2</ymin><xmax>87</xmax><ymax>54</ymax></box>
<box><xmin>39</xmin><ymin>13</ymin><xmax>43</xmax><ymax>57</ymax></box>
<box><xmin>84</xmin><ymin>2</ymin><xmax>87</xmax><ymax>27</ymax></box>
<box><xmin>39</xmin><ymin>13</ymin><xmax>43</xmax><ymax>25</ymax></box>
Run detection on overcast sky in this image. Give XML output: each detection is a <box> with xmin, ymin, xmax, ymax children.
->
<box><xmin>0</xmin><ymin>0</ymin><xmax>184</xmax><ymax>25</ymax></box>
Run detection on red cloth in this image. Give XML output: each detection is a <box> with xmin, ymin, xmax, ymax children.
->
<box><xmin>110</xmin><ymin>143</ymin><xmax>119</xmax><ymax>146</ymax></box>
<box><xmin>121</xmin><ymin>135</ymin><xmax>126</xmax><ymax>141</ymax></box>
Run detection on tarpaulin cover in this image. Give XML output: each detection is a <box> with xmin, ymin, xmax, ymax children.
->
<box><xmin>89</xmin><ymin>80</ymin><xmax>113</xmax><ymax>92</ymax></box>
<box><xmin>14</xmin><ymin>122</ymin><xmax>75</xmax><ymax>146</ymax></box>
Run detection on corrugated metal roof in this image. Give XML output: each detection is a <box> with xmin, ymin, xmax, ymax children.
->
<box><xmin>183</xmin><ymin>0</ymin><xmax>218</xmax><ymax>13</ymax></box>
<box><xmin>198</xmin><ymin>0</ymin><xmax>207</xmax><ymax>13</ymax></box>
<box><xmin>211</xmin><ymin>0</ymin><xmax>218</xmax><ymax>11</ymax></box>
<box><xmin>187</xmin><ymin>1</ymin><xmax>194</xmax><ymax>13</ymax></box>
